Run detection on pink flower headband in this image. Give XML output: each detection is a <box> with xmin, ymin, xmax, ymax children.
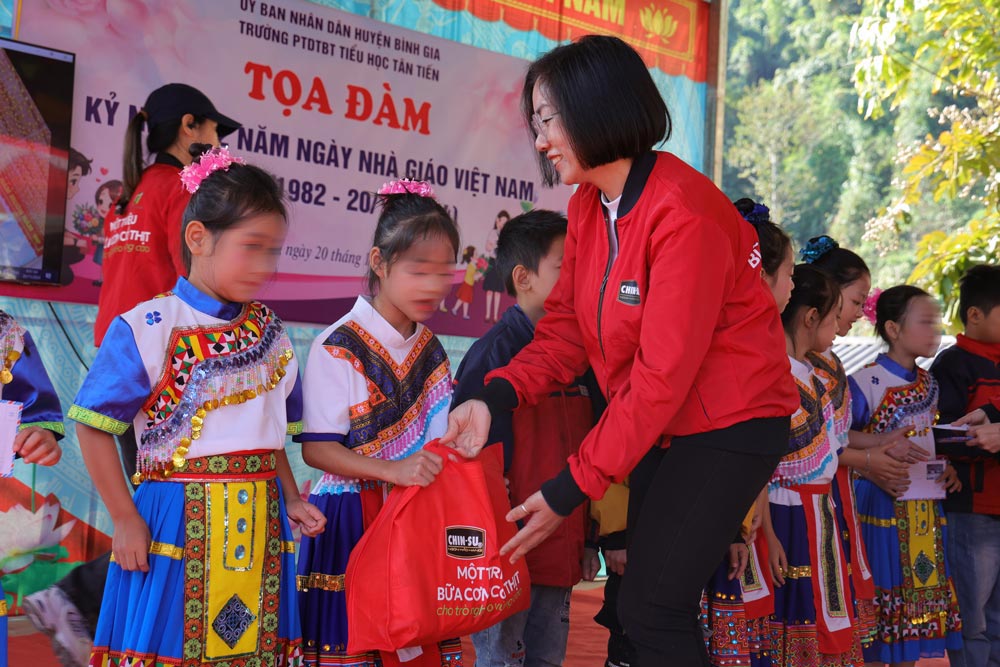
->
<box><xmin>180</xmin><ymin>146</ymin><xmax>246</xmax><ymax>194</ymax></box>
<box><xmin>377</xmin><ymin>178</ymin><xmax>435</xmax><ymax>198</ymax></box>
<box><xmin>863</xmin><ymin>288</ymin><xmax>882</xmax><ymax>325</ymax></box>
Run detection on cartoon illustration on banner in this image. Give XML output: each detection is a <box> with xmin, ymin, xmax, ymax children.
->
<box><xmin>5</xmin><ymin>0</ymin><xmax>576</xmax><ymax>336</ymax></box>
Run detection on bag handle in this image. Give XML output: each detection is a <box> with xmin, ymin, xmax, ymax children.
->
<box><xmin>421</xmin><ymin>438</ymin><xmax>455</xmax><ymax>463</ymax></box>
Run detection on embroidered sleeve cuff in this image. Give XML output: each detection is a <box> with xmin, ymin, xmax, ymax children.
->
<box><xmin>20</xmin><ymin>421</ymin><xmax>66</xmax><ymax>439</ymax></box>
<box><xmin>67</xmin><ymin>405</ymin><xmax>130</xmax><ymax>436</ymax></box>
<box><xmin>295</xmin><ymin>432</ymin><xmax>347</xmax><ymax>443</ymax></box>
<box><xmin>286</xmin><ymin>421</ymin><xmax>303</xmax><ymax>437</ymax></box>
<box><xmin>478</xmin><ymin>378</ymin><xmax>518</xmax><ymax>421</ymax></box>
<box><xmin>540</xmin><ymin>466</ymin><xmax>589</xmax><ymax>517</ymax></box>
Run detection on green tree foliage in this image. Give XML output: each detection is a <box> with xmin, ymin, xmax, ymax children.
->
<box><xmin>724</xmin><ymin>0</ymin><xmax>897</xmax><ymax>252</ymax></box>
<box><xmin>852</xmin><ymin>0</ymin><xmax>999</xmax><ymax>254</ymax></box>
<box><xmin>910</xmin><ymin>214</ymin><xmax>1000</xmax><ymax>331</ymax></box>
<box><xmin>723</xmin><ymin>0</ymin><xmax>993</xmax><ymax>300</ymax></box>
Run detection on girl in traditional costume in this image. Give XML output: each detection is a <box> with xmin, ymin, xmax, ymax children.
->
<box><xmin>703</xmin><ymin>199</ymin><xmax>793</xmax><ymax>667</ymax></box>
<box><xmin>296</xmin><ymin>180</ymin><xmax>463</xmax><ymax>667</ymax></box>
<box><xmin>803</xmin><ymin>236</ymin><xmax>882</xmax><ymax>649</ymax></box>
<box><xmin>848</xmin><ymin>285</ymin><xmax>963</xmax><ymax>666</ymax></box>
<box><xmin>70</xmin><ymin>147</ymin><xmax>325</xmax><ymax>667</ymax></box>
<box><xmin>0</xmin><ymin>309</ymin><xmax>64</xmax><ymax>667</ymax></box>
<box><xmin>767</xmin><ymin>264</ymin><xmax>864</xmax><ymax>667</ymax></box>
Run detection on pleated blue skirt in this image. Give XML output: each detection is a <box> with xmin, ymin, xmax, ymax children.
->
<box><xmin>854</xmin><ymin>478</ymin><xmax>962</xmax><ymax>664</ymax></box>
<box><xmin>90</xmin><ymin>472</ymin><xmax>303</xmax><ymax>666</ymax></box>
<box><xmin>768</xmin><ymin>499</ymin><xmax>863</xmax><ymax>667</ymax></box>
<box><xmin>296</xmin><ymin>491</ymin><xmax>368</xmax><ymax>666</ymax></box>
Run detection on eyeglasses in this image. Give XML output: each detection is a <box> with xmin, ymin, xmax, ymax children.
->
<box><xmin>531</xmin><ymin>112</ymin><xmax>559</xmax><ymax>140</ymax></box>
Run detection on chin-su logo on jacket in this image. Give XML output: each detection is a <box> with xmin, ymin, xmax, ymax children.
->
<box><xmin>618</xmin><ymin>280</ymin><xmax>641</xmax><ymax>306</ymax></box>
<box><xmin>446</xmin><ymin>526</ymin><xmax>486</xmax><ymax>559</ymax></box>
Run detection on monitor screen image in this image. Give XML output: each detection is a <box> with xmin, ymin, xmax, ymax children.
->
<box><xmin>0</xmin><ymin>37</ymin><xmax>75</xmax><ymax>286</ymax></box>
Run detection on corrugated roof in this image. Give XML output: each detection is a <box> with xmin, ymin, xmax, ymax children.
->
<box><xmin>441</xmin><ymin>334</ymin><xmax>957</xmax><ymax>387</ymax></box>
<box><xmin>832</xmin><ymin>336</ymin><xmax>956</xmax><ymax>375</ymax></box>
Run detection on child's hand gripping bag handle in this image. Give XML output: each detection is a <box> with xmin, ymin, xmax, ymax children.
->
<box><xmin>345</xmin><ymin>440</ymin><xmax>530</xmax><ymax>654</ymax></box>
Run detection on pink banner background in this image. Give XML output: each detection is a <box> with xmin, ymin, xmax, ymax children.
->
<box><xmin>6</xmin><ymin>0</ymin><xmax>572</xmax><ymax>336</ymax></box>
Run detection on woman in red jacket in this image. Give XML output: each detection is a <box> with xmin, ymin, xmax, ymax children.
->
<box><xmin>95</xmin><ymin>83</ymin><xmax>241</xmax><ymax>346</ymax></box>
<box><xmin>443</xmin><ymin>36</ymin><xmax>798</xmax><ymax>665</ymax></box>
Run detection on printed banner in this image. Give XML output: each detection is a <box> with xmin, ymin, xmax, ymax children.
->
<box><xmin>431</xmin><ymin>0</ymin><xmax>709</xmax><ymax>81</ymax></box>
<box><xmin>6</xmin><ymin>0</ymin><xmax>574</xmax><ymax>336</ymax></box>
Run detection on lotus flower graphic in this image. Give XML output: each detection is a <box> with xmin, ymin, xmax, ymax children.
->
<box><xmin>640</xmin><ymin>4</ymin><xmax>679</xmax><ymax>41</ymax></box>
<box><xmin>0</xmin><ymin>501</ymin><xmax>76</xmax><ymax>574</ymax></box>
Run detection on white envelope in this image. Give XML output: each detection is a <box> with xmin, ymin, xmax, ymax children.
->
<box><xmin>899</xmin><ymin>459</ymin><xmax>947</xmax><ymax>501</ymax></box>
<box><xmin>0</xmin><ymin>399</ymin><xmax>23</xmax><ymax>476</ymax></box>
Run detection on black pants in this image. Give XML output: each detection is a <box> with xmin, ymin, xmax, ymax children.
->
<box><xmin>55</xmin><ymin>427</ymin><xmax>138</xmax><ymax>635</ymax></box>
<box><xmin>595</xmin><ymin>571</ymin><xmax>639</xmax><ymax>667</ymax></box>
<box><xmin>617</xmin><ymin>418</ymin><xmax>786</xmax><ymax>667</ymax></box>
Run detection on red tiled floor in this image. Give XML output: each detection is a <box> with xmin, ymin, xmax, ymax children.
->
<box><xmin>9</xmin><ymin>585</ymin><xmax>951</xmax><ymax>666</ymax></box>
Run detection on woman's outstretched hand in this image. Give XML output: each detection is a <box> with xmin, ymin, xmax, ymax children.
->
<box><xmin>440</xmin><ymin>399</ymin><xmax>492</xmax><ymax>458</ymax></box>
<box><xmin>500</xmin><ymin>490</ymin><xmax>565</xmax><ymax>564</ymax></box>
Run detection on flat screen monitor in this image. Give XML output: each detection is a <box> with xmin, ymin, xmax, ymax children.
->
<box><xmin>0</xmin><ymin>37</ymin><xmax>75</xmax><ymax>285</ymax></box>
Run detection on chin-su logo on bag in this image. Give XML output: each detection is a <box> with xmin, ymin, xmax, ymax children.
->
<box><xmin>445</xmin><ymin>526</ymin><xmax>486</xmax><ymax>559</ymax></box>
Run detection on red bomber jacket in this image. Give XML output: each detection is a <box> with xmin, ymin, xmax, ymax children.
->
<box><xmin>483</xmin><ymin>151</ymin><xmax>798</xmax><ymax>513</ymax></box>
<box><xmin>95</xmin><ymin>155</ymin><xmax>190</xmax><ymax>346</ymax></box>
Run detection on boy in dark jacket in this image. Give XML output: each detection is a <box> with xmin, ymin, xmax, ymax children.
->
<box><xmin>453</xmin><ymin>210</ymin><xmax>603</xmax><ymax>667</ymax></box>
<box><xmin>930</xmin><ymin>264</ymin><xmax>1000</xmax><ymax>667</ymax></box>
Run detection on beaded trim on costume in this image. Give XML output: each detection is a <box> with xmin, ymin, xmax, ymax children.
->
<box><xmin>312</xmin><ymin>320</ymin><xmax>452</xmax><ymax>496</ymax></box>
<box><xmin>136</xmin><ymin>322</ymin><xmax>294</xmax><ymax>481</ymax></box>
<box><xmin>313</xmin><ymin>383</ymin><xmax>451</xmax><ymax>495</ymax></box>
<box><xmin>296</xmin><ymin>572</ymin><xmax>345</xmax><ymax>592</ymax></box>
<box><xmin>863</xmin><ymin>368</ymin><xmax>938</xmax><ymax>435</ymax></box>
<box><xmin>0</xmin><ymin>311</ymin><xmax>24</xmax><ymax>386</ymax></box>
<box><xmin>770</xmin><ymin>374</ymin><xmax>836</xmax><ymax>489</ymax></box>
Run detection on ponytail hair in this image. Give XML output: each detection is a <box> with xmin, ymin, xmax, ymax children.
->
<box><xmin>181</xmin><ymin>149</ymin><xmax>287</xmax><ymax>272</ymax></box>
<box><xmin>873</xmin><ymin>285</ymin><xmax>932</xmax><ymax>343</ymax></box>
<box><xmin>733</xmin><ymin>198</ymin><xmax>792</xmax><ymax>276</ymax></box>
<box><xmin>366</xmin><ymin>191</ymin><xmax>459</xmax><ymax>295</ymax></box>
<box><xmin>781</xmin><ymin>264</ymin><xmax>840</xmax><ymax>336</ymax></box>
<box><xmin>118</xmin><ymin>112</ymin><xmax>147</xmax><ymax>214</ymax></box>
<box><xmin>801</xmin><ymin>235</ymin><xmax>870</xmax><ymax>287</ymax></box>
<box><xmin>116</xmin><ymin>112</ymin><xmax>207</xmax><ymax>215</ymax></box>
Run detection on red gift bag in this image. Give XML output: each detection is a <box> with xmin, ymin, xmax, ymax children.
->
<box><xmin>345</xmin><ymin>440</ymin><xmax>531</xmax><ymax>656</ymax></box>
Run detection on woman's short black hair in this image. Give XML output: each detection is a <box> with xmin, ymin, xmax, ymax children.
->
<box><xmin>522</xmin><ymin>35</ymin><xmax>671</xmax><ymax>186</ymax></box>
<box><xmin>181</xmin><ymin>150</ymin><xmax>287</xmax><ymax>272</ymax></box>
<box><xmin>366</xmin><ymin>192</ymin><xmax>460</xmax><ymax>294</ymax></box>
<box><xmin>733</xmin><ymin>198</ymin><xmax>792</xmax><ymax>277</ymax></box>
<box><xmin>782</xmin><ymin>264</ymin><xmax>841</xmax><ymax>335</ymax></box>
<box><xmin>874</xmin><ymin>285</ymin><xmax>932</xmax><ymax>343</ymax></box>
